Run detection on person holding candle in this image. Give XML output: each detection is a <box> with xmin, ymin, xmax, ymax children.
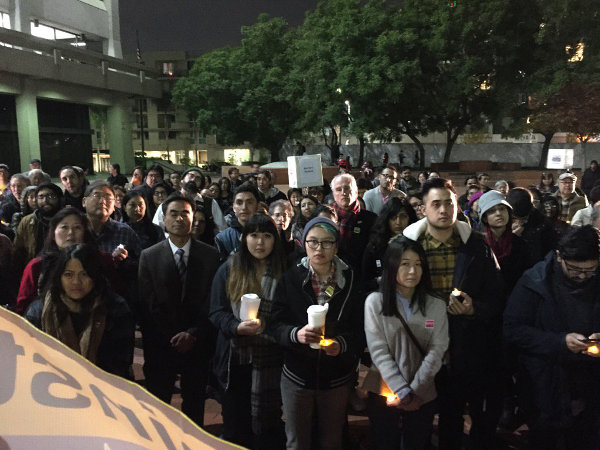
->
<box><xmin>504</xmin><ymin>225</ymin><xmax>600</xmax><ymax>449</ymax></box>
<box><xmin>268</xmin><ymin>217</ymin><xmax>366</xmax><ymax>450</ymax></box>
<box><xmin>363</xmin><ymin>237</ymin><xmax>449</xmax><ymax>449</ymax></box>
<box><xmin>209</xmin><ymin>213</ymin><xmax>287</xmax><ymax>448</ymax></box>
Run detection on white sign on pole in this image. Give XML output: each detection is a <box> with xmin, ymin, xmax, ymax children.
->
<box><xmin>546</xmin><ymin>148</ymin><xmax>574</xmax><ymax>170</ymax></box>
<box><xmin>287</xmin><ymin>155</ymin><xmax>324</xmax><ymax>188</ymax></box>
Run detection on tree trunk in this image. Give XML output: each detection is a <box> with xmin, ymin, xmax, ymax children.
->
<box><xmin>538</xmin><ymin>132</ymin><xmax>554</xmax><ymax>168</ymax></box>
<box><xmin>357</xmin><ymin>135</ymin><xmax>365</xmax><ymax>167</ymax></box>
<box><xmin>403</xmin><ymin>131</ymin><xmax>426</xmax><ymax>169</ymax></box>
<box><xmin>322</xmin><ymin>126</ymin><xmax>341</xmax><ymax>164</ymax></box>
<box><xmin>269</xmin><ymin>146</ymin><xmax>280</xmax><ymax>162</ymax></box>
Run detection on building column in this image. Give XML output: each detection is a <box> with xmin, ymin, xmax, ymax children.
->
<box><xmin>107</xmin><ymin>99</ymin><xmax>134</xmax><ymax>173</ymax></box>
<box><xmin>15</xmin><ymin>85</ymin><xmax>40</xmax><ymax>171</ymax></box>
<box><xmin>8</xmin><ymin>0</ymin><xmax>31</xmax><ymax>33</ymax></box>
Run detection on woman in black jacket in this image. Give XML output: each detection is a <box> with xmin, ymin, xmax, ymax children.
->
<box><xmin>268</xmin><ymin>217</ymin><xmax>366</xmax><ymax>450</ymax></box>
<box><xmin>209</xmin><ymin>213</ymin><xmax>287</xmax><ymax>448</ymax></box>
<box><xmin>361</xmin><ymin>197</ymin><xmax>417</xmax><ymax>294</ymax></box>
<box><xmin>25</xmin><ymin>243</ymin><xmax>134</xmax><ymax>378</ymax></box>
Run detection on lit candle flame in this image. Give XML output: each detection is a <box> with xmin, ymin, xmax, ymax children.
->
<box><xmin>588</xmin><ymin>345</ymin><xmax>599</xmax><ymax>354</ymax></box>
<box><xmin>451</xmin><ymin>288</ymin><xmax>461</xmax><ymax>297</ymax></box>
<box><xmin>385</xmin><ymin>393</ymin><xmax>399</xmax><ymax>405</ymax></box>
<box><xmin>252</xmin><ymin>318</ymin><xmax>260</xmax><ymax>325</ymax></box>
<box><xmin>380</xmin><ymin>383</ymin><xmax>398</xmax><ymax>406</ymax></box>
<box><xmin>319</xmin><ymin>338</ymin><xmax>334</xmax><ymax>347</ymax></box>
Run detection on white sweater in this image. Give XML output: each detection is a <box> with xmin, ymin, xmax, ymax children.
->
<box><xmin>363</xmin><ymin>291</ymin><xmax>449</xmax><ymax>403</ymax></box>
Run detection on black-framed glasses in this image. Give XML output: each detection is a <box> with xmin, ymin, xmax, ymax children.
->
<box><xmin>562</xmin><ymin>259</ymin><xmax>598</xmax><ymax>278</ymax></box>
<box><xmin>306</xmin><ymin>239</ymin><xmax>336</xmax><ymax>249</ymax></box>
<box><xmin>90</xmin><ymin>192</ymin><xmax>115</xmax><ymax>202</ymax></box>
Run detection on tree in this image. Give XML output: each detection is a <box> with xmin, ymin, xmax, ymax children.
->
<box><xmin>173</xmin><ymin>15</ymin><xmax>298</xmax><ymax>162</ymax></box>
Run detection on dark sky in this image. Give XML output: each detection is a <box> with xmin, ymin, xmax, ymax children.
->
<box><xmin>119</xmin><ymin>0</ymin><xmax>319</xmax><ymax>57</ymax></box>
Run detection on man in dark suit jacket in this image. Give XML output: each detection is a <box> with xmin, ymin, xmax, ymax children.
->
<box><xmin>138</xmin><ymin>193</ymin><xmax>221</xmax><ymax>427</ymax></box>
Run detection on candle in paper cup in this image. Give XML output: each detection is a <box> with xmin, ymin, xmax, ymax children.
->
<box><xmin>307</xmin><ymin>304</ymin><xmax>328</xmax><ymax>349</ymax></box>
<box><xmin>380</xmin><ymin>383</ymin><xmax>398</xmax><ymax>406</ymax></box>
<box><xmin>588</xmin><ymin>345</ymin><xmax>599</xmax><ymax>354</ymax></box>
<box><xmin>451</xmin><ymin>288</ymin><xmax>461</xmax><ymax>297</ymax></box>
<box><xmin>240</xmin><ymin>294</ymin><xmax>261</xmax><ymax>321</ymax></box>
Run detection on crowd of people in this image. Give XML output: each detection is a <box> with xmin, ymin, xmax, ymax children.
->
<box><xmin>1</xmin><ymin>157</ymin><xmax>600</xmax><ymax>449</ymax></box>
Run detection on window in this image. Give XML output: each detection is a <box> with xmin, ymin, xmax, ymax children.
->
<box><xmin>30</xmin><ymin>20</ymin><xmax>85</xmax><ymax>48</ymax></box>
<box><xmin>162</xmin><ymin>62</ymin><xmax>174</xmax><ymax>76</ymax></box>
<box><xmin>0</xmin><ymin>12</ymin><xmax>10</xmax><ymax>29</ymax></box>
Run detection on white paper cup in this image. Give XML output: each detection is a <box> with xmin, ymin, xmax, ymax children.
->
<box><xmin>307</xmin><ymin>304</ymin><xmax>328</xmax><ymax>349</ymax></box>
<box><xmin>240</xmin><ymin>293</ymin><xmax>261</xmax><ymax>321</ymax></box>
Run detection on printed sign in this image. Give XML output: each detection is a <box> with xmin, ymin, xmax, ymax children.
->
<box><xmin>0</xmin><ymin>307</ymin><xmax>241</xmax><ymax>450</ymax></box>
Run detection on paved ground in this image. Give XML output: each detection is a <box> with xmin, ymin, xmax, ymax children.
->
<box><xmin>132</xmin><ymin>333</ymin><xmax>528</xmax><ymax>449</ymax></box>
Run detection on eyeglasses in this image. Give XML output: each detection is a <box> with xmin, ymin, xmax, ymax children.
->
<box><xmin>37</xmin><ymin>193</ymin><xmax>57</xmax><ymax>200</ymax></box>
<box><xmin>562</xmin><ymin>259</ymin><xmax>598</xmax><ymax>278</ymax></box>
<box><xmin>90</xmin><ymin>192</ymin><xmax>115</xmax><ymax>202</ymax></box>
<box><xmin>305</xmin><ymin>239</ymin><xmax>336</xmax><ymax>249</ymax></box>
<box><xmin>381</xmin><ymin>173</ymin><xmax>397</xmax><ymax>179</ymax></box>
<box><xmin>153</xmin><ymin>191</ymin><xmax>167</xmax><ymax>197</ymax></box>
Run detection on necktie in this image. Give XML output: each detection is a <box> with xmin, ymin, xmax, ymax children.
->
<box><xmin>175</xmin><ymin>248</ymin><xmax>187</xmax><ymax>282</ymax></box>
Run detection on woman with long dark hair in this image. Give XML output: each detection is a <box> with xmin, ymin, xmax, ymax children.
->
<box><xmin>291</xmin><ymin>195</ymin><xmax>319</xmax><ymax>248</ymax></box>
<box><xmin>362</xmin><ymin>197</ymin><xmax>417</xmax><ymax>293</ymax></box>
<box><xmin>537</xmin><ymin>171</ymin><xmax>557</xmax><ymax>194</ymax></box>
<box><xmin>25</xmin><ymin>244</ymin><xmax>135</xmax><ymax>378</ymax></box>
<box><xmin>363</xmin><ymin>237</ymin><xmax>448</xmax><ymax>449</ymax></box>
<box><xmin>209</xmin><ymin>213</ymin><xmax>287</xmax><ymax>448</ymax></box>
<box><xmin>121</xmin><ymin>191</ymin><xmax>164</xmax><ymax>249</ymax></box>
<box><xmin>191</xmin><ymin>206</ymin><xmax>216</xmax><ymax>246</ymax></box>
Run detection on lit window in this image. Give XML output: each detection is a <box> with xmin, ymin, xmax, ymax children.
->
<box><xmin>162</xmin><ymin>62</ymin><xmax>174</xmax><ymax>76</ymax></box>
<box><xmin>0</xmin><ymin>12</ymin><xmax>10</xmax><ymax>29</ymax></box>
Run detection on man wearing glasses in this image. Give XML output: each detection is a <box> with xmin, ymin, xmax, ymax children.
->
<box><xmin>13</xmin><ymin>182</ymin><xmax>63</xmax><ymax>269</ymax></box>
<box><xmin>83</xmin><ymin>181</ymin><xmax>141</xmax><ymax>264</ymax></box>
<box><xmin>362</xmin><ymin>165</ymin><xmax>405</xmax><ymax>215</ymax></box>
<box><xmin>504</xmin><ymin>225</ymin><xmax>600</xmax><ymax>449</ymax></box>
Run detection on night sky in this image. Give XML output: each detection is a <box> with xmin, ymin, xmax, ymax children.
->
<box><xmin>119</xmin><ymin>0</ymin><xmax>319</xmax><ymax>57</ymax></box>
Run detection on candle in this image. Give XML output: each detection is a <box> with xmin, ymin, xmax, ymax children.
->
<box><xmin>451</xmin><ymin>288</ymin><xmax>461</xmax><ymax>297</ymax></box>
<box><xmin>319</xmin><ymin>338</ymin><xmax>334</xmax><ymax>347</ymax></box>
<box><xmin>380</xmin><ymin>383</ymin><xmax>398</xmax><ymax>406</ymax></box>
<box><xmin>588</xmin><ymin>345</ymin><xmax>599</xmax><ymax>354</ymax></box>
<box><xmin>385</xmin><ymin>393</ymin><xmax>399</xmax><ymax>405</ymax></box>
<box><xmin>240</xmin><ymin>294</ymin><xmax>261</xmax><ymax>321</ymax></box>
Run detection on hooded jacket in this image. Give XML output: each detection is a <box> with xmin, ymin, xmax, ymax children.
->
<box><xmin>403</xmin><ymin>218</ymin><xmax>504</xmax><ymax>375</ymax></box>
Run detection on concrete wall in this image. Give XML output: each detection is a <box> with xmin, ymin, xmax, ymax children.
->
<box><xmin>282</xmin><ymin>142</ymin><xmax>600</xmax><ymax>170</ymax></box>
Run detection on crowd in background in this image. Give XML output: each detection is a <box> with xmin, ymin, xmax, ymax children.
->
<box><xmin>1</xmin><ymin>156</ymin><xmax>600</xmax><ymax>449</ymax></box>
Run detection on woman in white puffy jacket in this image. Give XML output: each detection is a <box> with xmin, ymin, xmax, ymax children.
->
<box><xmin>363</xmin><ymin>236</ymin><xmax>449</xmax><ymax>450</ymax></box>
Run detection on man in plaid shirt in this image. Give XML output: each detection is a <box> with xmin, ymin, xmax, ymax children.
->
<box><xmin>403</xmin><ymin>177</ymin><xmax>504</xmax><ymax>449</ymax></box>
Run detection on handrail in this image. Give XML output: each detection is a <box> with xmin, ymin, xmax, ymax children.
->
<box><xmin>0</xmin><ymin>27</ymin><xmax>161</xmax><ymax>79</ymax></box>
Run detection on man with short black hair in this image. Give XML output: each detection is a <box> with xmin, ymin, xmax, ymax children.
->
<box><xmin>107</xmin><ymin>163</ymin><xmax>128</xmax><ymax>187</ymax></box>
<box><xmin>398</xmin><ymin>166</ymin><xmax>419</xmax><ymax>193</ymax></box>
<box><xmin>228</xmin><ymin>166</ymin><xmax>242</xmax><ymax>188</ymax></box>
<box><xmin>60</xmin><ymin>165</ymin><xmax>86</xmax><ymax>211</ymax></box>
<box><xmin>13</xmin><ymin>183</ymin><xmax>63</xmax><ymax>269</ymax></box>
<box><xmin>133</xmin><ymin>164</ymin><xmax>164</xmax><ymax>200</ymax></box>
<box><xmin>403</xmin><ymin>177</ymin><xmax>504</xmax><ymax>449</ymax></box>
<box><xmin>215</xmin><ymin>183</ymin><xmax>259</xmax><ymax>259</ymax></box>
<box><xmin>362</xmin><ymin>165</ymin><xmax>405</xmax><ymax>214</ymax></box>
<box><xmin>505</xmin><ymin>225</ymin><xmax>600</xmax><ymax>448</ymax></box>
<box><xmin>139</xmin><ymin>192</ymin><xmax>221</xmax><ymax>427</ymax></box>
<box><xmin>581</xmin><ymin>160</ymin><xmax>600</xmax><ymax>199</ymax></box>
<box><xmin>256</xmin><ymin>170</ymin><xmax>287</xmax><ymax>206</ymax></box>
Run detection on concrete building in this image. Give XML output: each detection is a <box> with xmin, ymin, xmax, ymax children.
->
<box><xmin>0</xmin><ymin>0</ymin><xmax>162</xmax><ymax>176</ymax></box>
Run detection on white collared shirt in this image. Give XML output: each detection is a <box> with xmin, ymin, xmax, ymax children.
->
<box><xmin>168</xmin><ymin>237</ymin><xmax>191</xmax><ymax>265</ymax></box>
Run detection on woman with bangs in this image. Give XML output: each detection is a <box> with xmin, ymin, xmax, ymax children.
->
<box><xmin>209</xmin><ymin>213</ymin><xmax>287</xmax><ymax>448</ymax></box>
<box><xmin>363</xmin><ymin>237</ymin><xmax>448</xmax><ymax>449</ymax></box>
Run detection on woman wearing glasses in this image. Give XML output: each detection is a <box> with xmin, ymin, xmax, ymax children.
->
<box><xmin>269</xmin><ymin>217</ymin><xmax>366</xmax><ymax>450</ymax></box>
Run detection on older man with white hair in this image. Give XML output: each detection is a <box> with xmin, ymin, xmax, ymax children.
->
<box><xmin>330</xmin><ymin>173</ymin><xmax>376</xmax><ymax>269</ymax></box>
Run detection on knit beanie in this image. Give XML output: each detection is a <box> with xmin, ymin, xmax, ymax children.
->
<box><xmin>301</xmin><ymin>217</ymin><xmax>340</xmax><ymax>246</ymax></box>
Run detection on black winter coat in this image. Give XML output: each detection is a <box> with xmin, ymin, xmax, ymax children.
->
<box><xmin>268</xmin><ymin>257</ymin><xmax>366</xmax><ymax>389</ymax></box>
<box><xmin>504</xmin><ymin>253</ymin><xmax>600</xmax><ymax>428</ymax></box>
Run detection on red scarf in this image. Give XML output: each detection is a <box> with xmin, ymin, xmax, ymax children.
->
<box><xmin>484</xmin><ymin>226</ymin><xmax>513</xmax><ymax>264</ymax></box>
<box><xmin>334</xmin><ymin>201</ymin><xmax>361</xmax><ymax>250</ymax></box>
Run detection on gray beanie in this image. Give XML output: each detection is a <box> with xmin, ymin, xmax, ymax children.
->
<box><xmin>478</xmin><ymin>190</ymin><xmax>512</xmax><ymax>220</ymax></box>
<box><xmin>301</xmin><ymin>217</ymin><xmax>340</xmax><ymax>246</ymax></box>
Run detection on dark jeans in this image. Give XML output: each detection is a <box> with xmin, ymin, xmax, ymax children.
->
<box><xmin>367</xmin><ymin>392</ymin><xmax>436</xmax><ymax>450</ymax></box>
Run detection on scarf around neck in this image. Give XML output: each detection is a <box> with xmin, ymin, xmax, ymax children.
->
<box><xmin>334</xmin><ymin>201</ymin><xmax>361</xmax><ymax>248</ymax></box>
<box><xmin>484</xmin><ymin>226</ymin><xmax>513</xmax><ymax>264</ymax></box>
